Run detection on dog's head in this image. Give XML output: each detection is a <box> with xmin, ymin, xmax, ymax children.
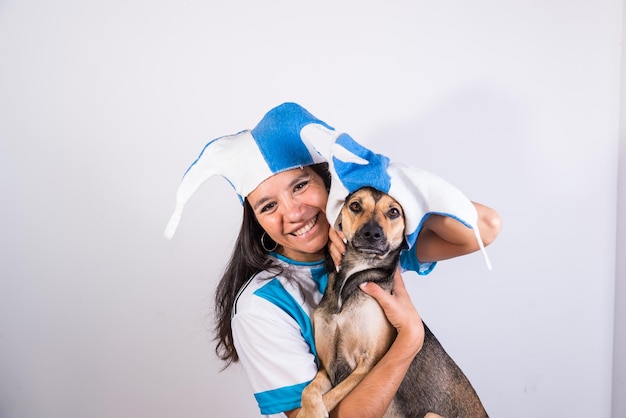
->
<box><xmin>339</xmin><ymin>187</ymin><xmax>407</xmax><ymax>260</ymax></box>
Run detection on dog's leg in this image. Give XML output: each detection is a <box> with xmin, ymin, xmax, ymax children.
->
<box><xmin>298</xmin><ymin>369</ymin><xmax>333</xmax><ymax>418</ymax></box>
<box><xmin>318</xmin><ymin>354</ymin><xmax>377</xmax><ymax>414</ymax></box>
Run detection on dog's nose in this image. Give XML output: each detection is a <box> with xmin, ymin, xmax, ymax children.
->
<box><xmin>361</xmin><ymin>222</ymin><xmax>384</xmax><ymax>242</ymax></box>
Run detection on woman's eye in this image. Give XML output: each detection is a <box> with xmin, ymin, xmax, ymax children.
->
<box><xmin>260</xmin><ymin>202</ymin><xmax>276</xmax><ymax>213</ymax></box>
<box><xmin>294</xmin><ymin>181</ymin><xmax>308</xmax><ymax>192</ymax></box>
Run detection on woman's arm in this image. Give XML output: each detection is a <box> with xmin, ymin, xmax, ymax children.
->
<box><xmin>286</xmin><ymin>270</ymin><xmax>424</xmax><ymax>418</ymax></box>
<box><xmin>414</xmin><ymin>202</ymin><xmax>501</xmax><ymax>263</ymax></box>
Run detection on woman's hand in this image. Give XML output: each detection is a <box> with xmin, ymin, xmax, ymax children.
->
<box><xmin>328</xmin><ymin>228</ymin><xmax>346</xmax><ymax>271</ymax></box>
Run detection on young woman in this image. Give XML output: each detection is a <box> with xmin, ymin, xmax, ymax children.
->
<box><xmin>164</xmin><ymin>103</ymin><xmax>501</xmax><ymax>418</ymax></box>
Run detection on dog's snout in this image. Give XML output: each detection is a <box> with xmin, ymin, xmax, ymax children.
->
<box><xmin>361</xmin><ymin>221</ymin><xmax>384</xmax><ymax>242</ymax></box>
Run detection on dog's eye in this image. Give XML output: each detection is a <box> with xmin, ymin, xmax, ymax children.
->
<box><xmin>388</xmin><ymin>208</ymin><xmax>401</xmax><ymax>219</ymax></box>
<box><xmin>349</xmin><ymin>201</ymin><xmax>361</xmax><ymax>212</ymax></box>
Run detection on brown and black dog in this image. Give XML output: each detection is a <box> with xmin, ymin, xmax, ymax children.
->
<box><xmin>297</xmin><ymin>187</ymin><xmax>488</xmax><ymax>418</ymax></box>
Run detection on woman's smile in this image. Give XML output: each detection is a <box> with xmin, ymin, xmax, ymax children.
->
<box><xmin>290</xmin><ymin>214</ymin><xmax>319</xmax><ymax>237</ymax></box>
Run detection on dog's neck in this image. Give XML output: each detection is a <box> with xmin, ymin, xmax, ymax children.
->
<box><xmin>334</xmin><ymin>247</ymin><xmax>402</xmax><ymax>310</ymax></box>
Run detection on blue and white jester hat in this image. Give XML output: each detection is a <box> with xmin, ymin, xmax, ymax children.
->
<box><xmin>164</xmin><ymin>102</ymin><xmax>340</xmax><ymax>239</ymax></box>
<box><xmin>317</xmin><ymin>133</ymin><xmax>492</xmax><ymax>270</ymax></box>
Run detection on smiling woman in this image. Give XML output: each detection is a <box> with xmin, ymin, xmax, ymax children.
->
<box><xmin>164</xmin><ymin>103</ymin><xmax>500</xmax><ymax>417</ymax></box>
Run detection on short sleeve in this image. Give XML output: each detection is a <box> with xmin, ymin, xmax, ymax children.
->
<box><xmin>400</xmin><ymin>247</ymin><xmax>437</xmax><ymax>275</ymax></box>
<box><xmin>232</xmin><ymin>301</ymin><xmax>318</xmax><ymax>415</ymax></box>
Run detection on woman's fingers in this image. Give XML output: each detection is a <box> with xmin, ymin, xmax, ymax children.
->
<box><xmin>328</xmin><ymin>228</ymin><xmax>346</xmax><ymax>270</ymax></box>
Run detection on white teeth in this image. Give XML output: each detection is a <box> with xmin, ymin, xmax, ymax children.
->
<box><xmin>292</xmin><ymin>215</ymin><xmax>318</xmax><ymax>236</ymax></box>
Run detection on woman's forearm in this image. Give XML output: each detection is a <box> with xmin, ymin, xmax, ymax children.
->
<box><xmin>415</xmin><ymin>201</ymin><xmax>501</xmax><ymax>263</ymax></box>
<box><xmin>329</xmin><ymin>329</ymin><xmax>422</xmax><ymax>418</ymax></box>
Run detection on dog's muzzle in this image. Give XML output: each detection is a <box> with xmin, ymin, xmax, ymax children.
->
<box><xmin>352</xmin><ymin>221</ymin><xmax>389</xmax><ymax>255</ymax></box>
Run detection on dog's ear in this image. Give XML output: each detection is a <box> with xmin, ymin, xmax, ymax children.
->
<box><xmin>401</xmin><ymin>236</ymin><xmax>409</xmax><ymax>250</ymax></box>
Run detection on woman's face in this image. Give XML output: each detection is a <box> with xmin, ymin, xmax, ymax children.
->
<box><xmin>247</xmin><ymin>166</ymin><xmax>330</xmax><ymax>262</ymax></box>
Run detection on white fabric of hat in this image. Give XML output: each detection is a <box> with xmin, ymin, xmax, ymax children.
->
<box><xmin>164</xmin><ymin>102</ymin><xmax>339</xmax><ymax>240</ymax></box>
<box><xmin>317</xmin><ymin>133</ymin><xmax>492</xmax><ymax>270</ymax></box>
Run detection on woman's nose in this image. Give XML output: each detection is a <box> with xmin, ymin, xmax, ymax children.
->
<box><xmin>281</xmin><ymin>197</ymin><xmax>305</xmax><ymax>221</ymax></box>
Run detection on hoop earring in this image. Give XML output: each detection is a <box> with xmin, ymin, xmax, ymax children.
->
<box><xmin>261</xmin><ymin>232</ymin><xmax>278</xmax><ymax>252</ymax></box>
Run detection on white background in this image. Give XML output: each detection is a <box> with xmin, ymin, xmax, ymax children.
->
<box><xmin>0</xmin><ymin>1</ymin><xmax>624</xmax><ymax>417</ymax></box>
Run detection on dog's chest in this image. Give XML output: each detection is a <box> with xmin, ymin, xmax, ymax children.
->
<box><xmin>335</xmin><ymin>293</ymin><xmax>395</xmax><ymax>355</ymax></box>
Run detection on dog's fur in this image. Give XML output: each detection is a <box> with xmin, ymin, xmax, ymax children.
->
<box><xmin>297</xmin><ymin>187</ymin><xmax>487</xmax><ymax>418</ymax></box>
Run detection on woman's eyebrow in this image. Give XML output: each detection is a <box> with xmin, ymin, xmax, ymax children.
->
<box><xmin>252</xmin><ymin>195</ymin><xmax>271</xmax><ymax>211</ymax></box>
<box><xmin>288</xmin><ymin>173</ymin><xmax>310</xmax><ymax>188</ymax></box>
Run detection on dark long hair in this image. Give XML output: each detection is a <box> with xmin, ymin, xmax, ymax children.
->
<box><xmin>213</xmin><ymin>163</ymin><xmax>332</xmax><ymax>368</ymax></box>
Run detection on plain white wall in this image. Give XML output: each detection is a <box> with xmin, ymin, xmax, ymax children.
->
<box><xmin>0</xmin><ymin>1</ymin><xmax>622</xmax><ymax>417</ymax></box>
<box><xmin>612</xmin><ymin>1</ymin><xmax>626</xmax><ymax>416</ymax></box>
